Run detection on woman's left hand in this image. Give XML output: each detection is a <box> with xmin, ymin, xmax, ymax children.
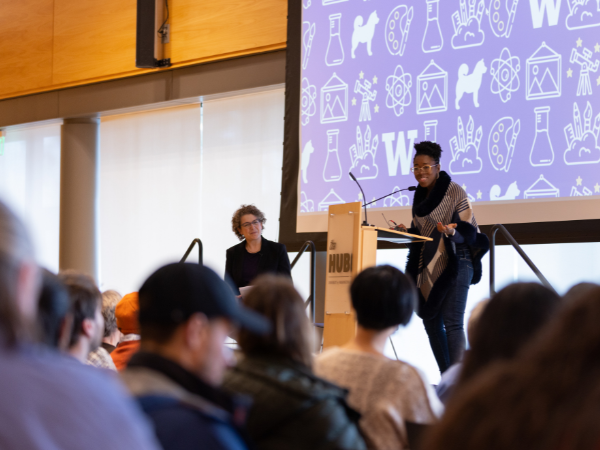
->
<box><xmin>437</xmin><ymin>222</ymin><xmax>457</xmax><ymax>235</ymax></box>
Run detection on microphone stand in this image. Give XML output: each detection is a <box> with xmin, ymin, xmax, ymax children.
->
<box><xmin>348</xmin><ymin>172</ymin><xmax>369</xmax><ymax>226</ymax></box>
<box><xmin>363</xmin><ymin>186</ymin><xmax>417</xmax><ymax>207</ymax></box>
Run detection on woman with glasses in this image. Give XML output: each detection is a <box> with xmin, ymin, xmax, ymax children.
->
<box><xmin>225</xmin><ymin>204</ymin><xmax>292</xmax><ymax>294</ymax></box>
<box><xmin>395</xmin><ymin>141</ymin><xmax>489</xmax><ymax>374</ymax></box>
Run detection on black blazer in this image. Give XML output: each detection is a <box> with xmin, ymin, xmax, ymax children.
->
<box><xmin>225</xmin><ymin>236</ymin><xmax>292</xmax><ymax>292</ymax></box>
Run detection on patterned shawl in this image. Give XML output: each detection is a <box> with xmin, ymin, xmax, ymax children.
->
<box><xmin>406</xmin><ymin>171</ymin><xmax>489</xmax><ymax>319</ymax></box>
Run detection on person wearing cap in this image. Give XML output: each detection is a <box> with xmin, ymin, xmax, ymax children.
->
<box><xmin>120</xmin><ymin>262</ymin><xmax>270</xmax><ymax>450</ymax></box>
<box><xmin>111</xmin><ymin>292</ymin><xmax>141</xmax><ymax>370</ymax></box>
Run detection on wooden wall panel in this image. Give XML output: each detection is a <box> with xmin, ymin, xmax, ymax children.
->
<box><xmin>52</xmin><ymin>0</ymin><xmax>141</xmax><ymax>85</ymax></box>
<box><xmin>160</xmin><ymin>0</ymin><xmax>287</xmax><ymax>64</ymax></box>
<box><xmin>0</xmin><ymin>0</ymin><xmax>288</xmax><ymax>102</ymax></box>
<box><xmin>0</xmin><ymin>0</ymin><xmax>54</xmax><ymax>97</ymax></box>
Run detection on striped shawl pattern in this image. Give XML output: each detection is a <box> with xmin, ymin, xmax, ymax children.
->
<box><xmin>406</xmin><ymin>171</ymin><xmax>489</xmax><ymax>319</ymax></box>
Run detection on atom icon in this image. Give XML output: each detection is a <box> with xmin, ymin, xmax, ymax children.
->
<box><xmin>490</xmin><ymin>47</ymin><xmax>520</xmax><ymax>103</ymax></box>
<box><xmin>301</xmin><ymin>77</ymin><xmax>317</xmax><ymax>126</ymax></box>
<box><xmin>385</xmin><ymin>64</ymin><xmax>412</xmax><ymax>117</ymax></box>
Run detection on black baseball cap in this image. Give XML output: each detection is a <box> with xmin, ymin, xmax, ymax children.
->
<box><xmin>138</xmin><ymin>263</ymin><xmax>270</xmax><ymax>335</ymax></box>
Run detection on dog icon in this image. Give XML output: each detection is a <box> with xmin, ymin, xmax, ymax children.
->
<box><xmin>352</xmin><ymin>11</ymin><xmax>379</xmax><ymax>58</ymax></box>
<box><xmin>455</xmin><ymin>59</ymin><xmax>487</xmax><ymax>109</ymax></box>
<box><xmin>490</xmin><ymin>182</ymin><xmax>520</xmax><ymax>201</ymax></box>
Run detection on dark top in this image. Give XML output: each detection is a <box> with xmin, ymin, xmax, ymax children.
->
<box><xmin>222</xmin><ymin>355</ymin><xmax>366</xmax><ymax>450</ymax></box>
<box><xmin>240</xmin><ymin>248</ymin><xmax>261</xmax><ymax>288</ymax></box>
<box><xmin>225</xmin><ymin>236</ymin><xmax>292</xmax><ymax>294</ymax></box>
<box><xmin>102</xmin><ymin>342</ymin><xmax>116</xmax><ymax>354</ymax></box>
<box><xmin>128</xmin><ymin>352</ymin><xmax>250</xmax><ymax>450</ymax></box>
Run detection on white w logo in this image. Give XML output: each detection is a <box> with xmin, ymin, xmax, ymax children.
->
<box><xmin>529</xmin><ymin>0</ymin><xmax>562</xmax><ymax>28</ymax></box>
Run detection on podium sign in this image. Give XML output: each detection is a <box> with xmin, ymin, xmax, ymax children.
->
<box><xmin>322</xmin><ymin>202</ymin><xmax>432</xmax><ymax>348</ymax></box>
<box><xmin>323</xmin><ymin>202</ymin><xmax>364</xmax><ymax>348</ymax></box>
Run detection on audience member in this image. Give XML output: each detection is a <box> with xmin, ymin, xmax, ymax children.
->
<box><xmin>111</xmin><ymin>292</ymin><xmax>140</xmax><ymax>370</ymax></box>
<box><xmin>455</xmin><ymin>282</ymin><xmax>561</xmax><ymax>390</ymax></box>
<box><xmin>59</xmin><ymin>271</ymin><xmax>105</xmax><ymax>364</ymax></box>
<box><xmin>435</xmin><ymin>298</ymin><xmax>488</xmax><ymax>404</ymax></box>
<box><xmin>0</xmin><ymin>199</ymin><xmax>160</xmax><ymax>449</ymax></box>
<box><xmin>423</xmin><ymin>285</ymin><xmax>600</xmax><ymax>450</ymax></box>
<box><xmin>121</xmin><ymin>263</ymin><xmax>271</xmax><ymax>450</ymax></box>
<box><xmin>37</xmin><ymin>269</ymin><xmax>72</xmax><ymax>350</ymax></box>
<box><xmin>223</xmin><ymin>275</ymin><xmax>366</xmax><ymax>450</ymax></box>
<box><xmin>315</xmin><ymin>265</ymin><xmax>443</xmax><ymax>450</ymax></box>
<box><xmin>100</xmin><ymin>289</ymin><xmax>122</xmax><ymax>353</ymax></box>
<box><xmin>88</xmin><ymin>289</ymin><xmax>121</xmax><ymax>370</ymax></box>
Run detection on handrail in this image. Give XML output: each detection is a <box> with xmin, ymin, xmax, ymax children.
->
<box><xmin>180</xmin><ymin>238</ymin><xmax>203</xmax><ymax>265</ymax></box>
<box><xmin>290</xmin><ymin>241</ymin><xmax>316</xmax><ymax>322</ymax></box>
<box><xmin>489</xmin><ymin>224</ymin><xmax>556</xmax><ymax>296</ymax></box>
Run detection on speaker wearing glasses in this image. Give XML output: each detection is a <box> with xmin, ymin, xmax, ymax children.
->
<box><xmin>394</xmin><ymin>141</ymin><xmax>489</xmax><ymax>374</ymax></box>
<box><xmin>225</xmin><ymin>205</ymin><xmax>292</xmax><ymax>296</ymax></box>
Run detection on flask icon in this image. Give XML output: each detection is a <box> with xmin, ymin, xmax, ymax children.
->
<box><xmin>422</xmin><ymin>0</ymin><xmax>443</xmax><ymax>53</ymax></box>
<box><xmin>326</xmin><ymin>14</ymin><xmax>344</xmax><ymax>66</ymax></box>
<box><xmin>424</xmin><ymin>120</ymin><xmax>438</xmax><ymax>142</ymax></box>
<box><xmin>323</xmin><ymin>129</ymin><xmax>342</xmax><ymax>182</ymax></box>
<box><xmin>529</xmin><ymin>106</ymin><xmax>554</xmax><ymax>167</ymax></box>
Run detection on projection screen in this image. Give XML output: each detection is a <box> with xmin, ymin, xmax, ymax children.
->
<box><xmin>297</xmin><ymin>0</ymin><xmax>600</xmax><ymax>233</ymax></box>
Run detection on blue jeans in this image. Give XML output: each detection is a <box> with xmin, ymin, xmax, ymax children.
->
<box><xmin>423</xmin><ymin>247</ymin><xmax>474</xmax><ymax>374</ymax></box>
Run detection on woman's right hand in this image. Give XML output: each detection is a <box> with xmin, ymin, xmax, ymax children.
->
<box><xmin>394</xmin><ymin>223</ymin><xmax>408</xmax><ymax>232</ymax></box>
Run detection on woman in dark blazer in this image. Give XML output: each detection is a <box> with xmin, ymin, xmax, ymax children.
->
<box><xmin>225</xmin><ymin>205</ymin><xmax>292</xmax><ymax>294</ymax></box>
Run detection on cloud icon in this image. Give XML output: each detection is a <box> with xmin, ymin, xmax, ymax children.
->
<box><xmin>352</xmin><ymin>151</ymin><xmax>379</xmax><ymax>179</ymax></box>
<box><xmin>564</xmin><ymin>131</ymin><xmax>600</xmax><ymax>165</ymax></box>
<box><xmin>566</xmin><ymin>1</ymin><xmax>600</xmax><ymax>30</ymax></box>
<box><xmin>450</xmin><ymin>143</ymin><xmax>483</xmax><ymax>174</ymax></box>
<box><xmin>451</xmin><ymin>17</ymin><xmax>485</xmax><ymax>49</ymax></box>
<box><xmin>350</xmin><ymin>125</ymin><xmax>380</xmax><ymax>180</ymax></box>
<box><xmin>449</xmin><ymin>116</ymin><xmax>484</xmax><ymax>175</ymax></box>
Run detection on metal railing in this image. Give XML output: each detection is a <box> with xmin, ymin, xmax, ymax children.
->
<box><xmin>290</xmin><ymin>241</ymin><xmax>317</xmax><ymax>323</ymax></box>
<box><xmin>489</xmin><ymin>224</ymin><xmax>556</xmax><ymax>296</ymax></box>
<box><xmin>180</xmin><ymin>238</ymin><xmax>203</xmax><ymax>264</ymax></box>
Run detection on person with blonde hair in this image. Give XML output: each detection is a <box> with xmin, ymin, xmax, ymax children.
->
<box><xmin>223</xmin><ymin>275</ymin><xmax>365</xmax><ymax>450</ymax></box>
<box><xmin>87</xmin><ymin>289</ymin><xmax>121</xmax><ymax>369</ymax></box>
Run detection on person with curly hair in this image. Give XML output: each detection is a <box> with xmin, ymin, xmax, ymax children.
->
<box><xmin>225</xmin><ymin>205</ymin><xmax>291</xmax><ymax>294</ymax></box>
<box><xmin>394</xmin><ymin>141</ymin><xmax>489</xmax><ymax>374</ymax></box>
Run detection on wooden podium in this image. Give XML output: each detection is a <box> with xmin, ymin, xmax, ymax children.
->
<box><xmin>322</xmin><ymin>202</ymin><xmax>432</xmax><ymax>349</ymax></box>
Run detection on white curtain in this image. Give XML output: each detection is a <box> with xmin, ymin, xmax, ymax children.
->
<box><xmin>99</xmin><ymin>88</ymin><xmax>285</xmax><ymax>294</ymax></box>
<box><xmin>99</xmin><ymin>105</ymin><xmax>202</xmax><ymax>294</ymax></box>
<box><xmin>200</xmin><ymin>88</ymin><xmax>285</xmax><ymax>277</ymax></box>
<box><xmin>0</xmin><ymin>123</ymin><xmax>61</xmax><ymax>272</ymax></box>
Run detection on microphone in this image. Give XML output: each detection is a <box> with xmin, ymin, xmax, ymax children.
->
<box><xmin>364</xmin><ymin>185</ymin><xmax>417</xmax><ymax>207</ymax></box>
<box><xmin>349</xmin><ymin>172</ymin><xmax>369</xmax><ymax>226</ymax></box>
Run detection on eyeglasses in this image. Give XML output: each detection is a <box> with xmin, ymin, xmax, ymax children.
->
<box><xmin>241</xmin><ymin>219</ymin><xmax>262</xmax><ymax>229</ymax></box>
<box><xmin>410</xmin><ymin>164</ymin><xmax>439</xmax><ymax>173</ymax></box>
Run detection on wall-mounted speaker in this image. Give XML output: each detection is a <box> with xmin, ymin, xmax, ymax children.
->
<box><xmin>136</xmin><ymin>0</ymin><xmax>170</xmax><ymax>68</ymax></box>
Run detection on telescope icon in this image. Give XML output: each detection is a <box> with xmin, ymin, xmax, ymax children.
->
<box><xmin>570</xmin><ymin>47</ymin><xmax>599</xmax><ymax>96</ymax></box>
<box><xmin>354</xmin><ymin>79</ymin><xmax>377</xmax><ymax>122</ymax></box>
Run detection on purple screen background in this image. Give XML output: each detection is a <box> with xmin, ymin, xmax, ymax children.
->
<box><xmin>299</xmin><ymin>0</ymin><xmax>600</xmax><ymax>215</ymax></box>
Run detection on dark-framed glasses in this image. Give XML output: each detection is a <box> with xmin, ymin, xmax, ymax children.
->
<box><xmin>241</xmin><ymin>219</ymin><xmax>262</xmax><ymax>229</ymax></box>
<box><xmin>410</xmin><ymin>164</ymin><xmax>439</xmax><ymax>173</ymax></box>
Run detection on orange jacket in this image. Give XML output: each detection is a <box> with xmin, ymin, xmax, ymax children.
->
<box><xmin>111</xmin><ymin>339</ymin><xmax>140</xmax><ymax>371</ymax></box>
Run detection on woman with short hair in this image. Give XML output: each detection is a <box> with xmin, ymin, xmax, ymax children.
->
<box><xmin>225</xmin><ymin>205</ymin><xmax>291</xmax><ymax>294</ymax></box>
<box><xmin>314</xmin><ymin>265</ymin><xmax>443</xmax><ymax>450</ymax></box>
<box><xmin>223</xmin><ymin>275</ymin><xmax>365</xmax><ymax>450</ymax></box>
